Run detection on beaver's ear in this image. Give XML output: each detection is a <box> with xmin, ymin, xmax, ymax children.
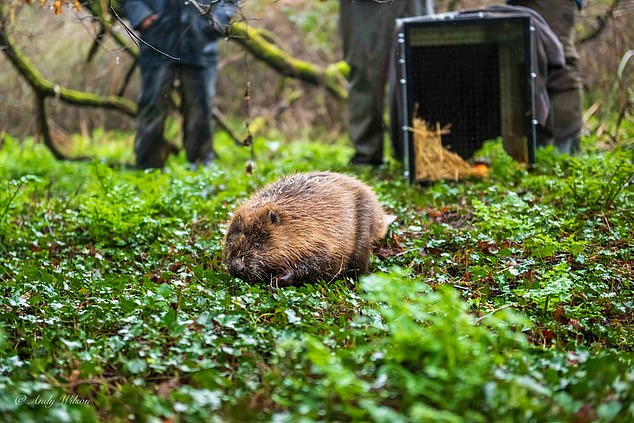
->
<box><xmin>226</xmin><ymin>214</ymin><xmax>241</xmax><ymax>235</ymax></box>
<box><xmin>268</xmin><ymin>209</ymin><xmax>280</xmax><ymax>225</ymax></box>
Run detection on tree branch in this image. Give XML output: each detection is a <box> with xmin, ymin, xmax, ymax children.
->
<box><xmin>579</xmin><ymin>0</ymin><xmax>622</xmax><ymax>45</ymax></box>
<box><xmin>2</xmin><ymin>1</ymin><xmax>350</xmax><ymax>161</ymax></box>
<box><xmin>86</xmin><ymin>3</ymin><xmax>350</xmax><ymax>99</ymax></box>
<box><xmin>1</xmin><ymin>2</ymin><xmax>135</xmax><ymax>160</ymax></box>
<box><xmin>117</xmin><ymin>58</ymin><xmax>138</xmax><ymax>97</ymax></box>
<box><xmin>0</xmin><ymin>23</ymin><xmax>137</xmax><ymax>115</ymax></box>
<box><xmin>228</xmin><ymin>21</ymin><xmax>349</xmax><ymax>100</ymax></box>
<box><xmin>34</xmin><ymin>95</ymin><xmax>65</xmax><ymax>160</ymax></box>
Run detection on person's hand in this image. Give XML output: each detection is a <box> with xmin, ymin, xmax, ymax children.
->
<box><xmin>139</xmin><ymin>13</ymin><xmax>159</xmax><ymax>30</ymax></box>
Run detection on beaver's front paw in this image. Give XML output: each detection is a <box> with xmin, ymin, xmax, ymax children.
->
<box><xmin>267</xmin><ymin>271</ymin><xmax>295</xmax><ymax>290</ymax></box>
<box><xmin>277</xmin><ymin>271</ymin><xmax>295</xmax><ymax>286</ymax></box>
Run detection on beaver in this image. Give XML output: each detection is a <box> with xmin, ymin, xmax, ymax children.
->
<box><xmin>223</xmin><ymin>171</ymin><xmax>388</xmax><ymax>287</ymax></box>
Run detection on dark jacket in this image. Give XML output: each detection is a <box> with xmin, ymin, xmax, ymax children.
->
<box><xmin>479</xmin><ymin>5</ymin><xmax>565</xmax><ymax>126</ymax></box>
<box><xmin>122</xmin><ymin>0</ymin><xmax>238</xmax><ymax>67</ymax></box>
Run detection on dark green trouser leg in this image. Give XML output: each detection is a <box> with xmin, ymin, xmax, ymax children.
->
<box><xmin>135</xmin><ymin>63</ymin><xmax>218</xmax><ymax>169</ymax></box>
<box><xmin>340</xmin><ymin>0</ymin><xmax>425</xmax><ymax>165</ymax></box>
<box><xmin>135</xmin><ymin>64</ymin><xmax>175</xmax><ymax>169</ymax></box>
<box><xmin>510</xmin><ymin>0</ymin><xmax>583</xmax><ymax>155</ymax></box>
<box><xmin>179</xmin><ymin>65</ymin><xmax>217</xmax><ymax>166</ymax></box>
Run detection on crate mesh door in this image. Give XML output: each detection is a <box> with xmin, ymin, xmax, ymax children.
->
<box><xmin>410</xmin><ymin>42</ymin><xmax>501</xmax><ymax>159</ymax></box>
<box><xmin>401</xmin><ymin>15</ymin><xmax>535</xmax><ymax>181</ymax></box>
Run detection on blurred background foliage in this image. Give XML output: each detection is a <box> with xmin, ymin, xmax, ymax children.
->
<box><xmin>1</xmin><ymin>0</ymin><xmax>632</xmax><ymax>146</ymax></box>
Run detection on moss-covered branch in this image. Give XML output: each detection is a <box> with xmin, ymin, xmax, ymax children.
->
<box><xmin>84</xmin><ymin>2</ymin><xmax>350</xmax><ymax>99</ymax></box>
<box><xmin>579</xmin><ymin>0</ymin><xmax>622</xmax><ymax>45</ymax></box>
<box><xmin>1</xmin><ymin>8</ymin><xmax>245</xmax><ymax>153</ymax></box>
<box><xmin>0</xmin><ymin>2</ymin><xmax>136</xmax><ymax>160</ymax></box>
<box><xmin>229</xmin><ymin>21</ymin><xmax>349</xmax><ymax>100</ymax></box>
<box><xmin>0</xmin><ymin>16</ymin><xmax>137</xmax><ymax>115</ymax></box>
<box><xmin>34</xmin><ymin>96</ymin><xmax>65</xmax><ymax>161</ymax></box>
<box><xmin>82</xmin><ymin>0</ymin><xmax>139</xmax><ymax>59</ymax></box>
<box><xmin>1</xmin><ymin>1</ymin><xmax>350</xmax><ymax>161</ymax></box>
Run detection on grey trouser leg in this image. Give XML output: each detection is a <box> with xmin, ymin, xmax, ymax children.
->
<box><xmin>340</xmin><ymin>0</ymin><xmax>425</xmax><ymax>165</ymax></box>
<box><xmin>135</xmin><ymin>63</ymin><xmax>218</xmax><ymax>168</ymax></box>
<box><xmin>135</xmin><ymin>63</ymin><xmax>175</xmax><ymax>169</ymax></box>
<box><xmin>179</xmin><ymin>65</ymin><xmax>217</xmax><ymax>166</ymax></box>
<box><xmin>509</xmin><ymin>0</ymin><xmax>583</xmax><ymax>154</ymax></box>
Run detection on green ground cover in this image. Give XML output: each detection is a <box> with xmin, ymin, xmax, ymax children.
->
<box><xmin>0</xmin><ymin>122</ymin><xmax>632</xmax><ymax>421</ymax></box>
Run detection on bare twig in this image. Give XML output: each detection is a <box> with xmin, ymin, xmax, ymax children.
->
<box><xmin>475</xmin><ymin>303</ymin><xmax>518</xmax><ymax>326</ymax></box>
<box><xmin>579</xmin><ymin>0</ymin><xmax>623</xmax><ymax>45</ymax></box>
<box><xmin>117</xmin><ymin>57</ymin><xmax>138</xmax><ymax>97</ymax></box>
<box><xmin>107</xmin><ymin>0</ymin><xmax>180</xmax><ymax>61</ymax></box>
<box><xmin>35</xmin><ymin>95</ymin><xmax>64</xmax><ymax>160</ymax></box>
<box><xmin>212</xmin><ymin>107</ymin><xmax>243</xmax><ymax>146</ymax></box>
<box><xmin>86</xmin><ymin>24</ymin><xmax>106</xmax><ymax>63</ymax></box>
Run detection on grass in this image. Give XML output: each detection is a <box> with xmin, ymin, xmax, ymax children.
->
<box><xmin>0</xmin><ymin>119</ymin><xmax>633</xmax><ymax>422</ymax></box>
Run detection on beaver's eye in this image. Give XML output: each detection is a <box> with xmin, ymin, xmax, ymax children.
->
<box><xmin>254</xmin><ymin>241</ymin><xmax>262</xmax><ymax>249</ymax></box>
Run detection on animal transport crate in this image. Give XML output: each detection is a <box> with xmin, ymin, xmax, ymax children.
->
<box><xmin>392</xmin><ymin>12</ymin><xmax>537</xmax><ymax>182</ymax></box>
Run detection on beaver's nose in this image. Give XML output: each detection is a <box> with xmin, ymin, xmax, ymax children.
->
<box><xmin>229</xmin><ymin>259</ymin><xmax>245</xmax><ymax>276</ymax></box>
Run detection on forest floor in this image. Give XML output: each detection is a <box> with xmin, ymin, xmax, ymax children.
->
<box><xmin>0</xmin><ymin>117</ymin><xmax>632</xmax><ymax>421</ymax></box>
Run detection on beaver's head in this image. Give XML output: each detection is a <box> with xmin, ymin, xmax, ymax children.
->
<box><xmin>223</xmin><ymin>203</ymin><xmax>286</xmax><ymax>283</ymax></box>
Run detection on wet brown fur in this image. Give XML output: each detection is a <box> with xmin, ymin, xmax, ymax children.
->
<box><xmin>223</xmin><ymin>172</ymin><xmax>387</xmax><ymax>286</ymax></box>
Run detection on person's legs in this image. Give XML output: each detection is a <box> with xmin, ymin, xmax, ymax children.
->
<box><xmin>341</xmin><ymin>1</ymin><xmax>427</xmax><ymax>165</ymax></box>
<box><xmin>340</xmin><ymin>0</ymin><xmax>391</xmax><ymax>165</ymax></box>
<box><xmin>179</xmin><ymin>64</ymin><xmax>217</xmax><ymax>167</ymax></box>
<box><xmin>135</xmin><ymin>63</ymin><xmax>175</xmax><ymax>168</ymax></box>
<box><xmin>510</xmin><ymin>0</ymin><xmax>583</xmax><ymax>154</ymax></box>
